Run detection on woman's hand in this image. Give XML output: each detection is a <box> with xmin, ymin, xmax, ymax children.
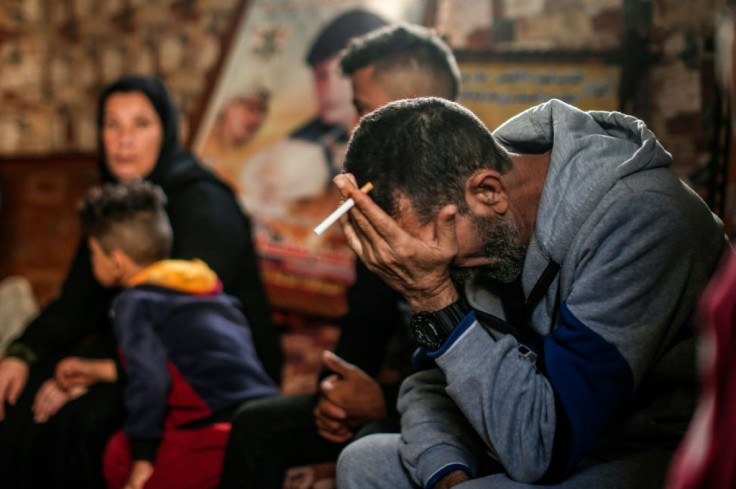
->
<box><xmin>0</xmin><ymin>357</ymin><xmax>30</xmax><ymax>420</ymax></box>
<box><xmin>55</xmin><ymin>357</ymin><xmax>117</xmax><ymax>390</ymax></box>
<box><xmin>334</xmin><ymin>174</ymin><xmax>460</xmax><ymax>312</ymax></box>
<box><xmin>32</xmin><ymin>378</ymin><xmax>87</xmax><ymax>423</ymax></box>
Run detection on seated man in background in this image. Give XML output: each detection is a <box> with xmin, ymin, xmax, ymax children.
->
<box><xmin>70</xmin><ymin>180</ymin><xmax>278</xmax><ymax>489</ymax></box>
<box><xmin>334</xmin><ymin>97</ymin><xmax>727</xmax><ymax>489</ymax></box>
<box><xmin>218</xmin><ymin>23</ymin><xmax>461</xmax><ymax>489</ymax></box>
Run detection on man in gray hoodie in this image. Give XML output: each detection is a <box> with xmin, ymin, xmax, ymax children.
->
<box><xmin>333</xmin><ymin>97</ymin><xmax>727</xmax><ymax>489</ymax></box>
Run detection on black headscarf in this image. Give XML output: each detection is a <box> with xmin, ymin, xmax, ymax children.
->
<box><xmin>96</xmin><ymin>75</ymin><xmax>219</xmax><ymax>191</ymax></box>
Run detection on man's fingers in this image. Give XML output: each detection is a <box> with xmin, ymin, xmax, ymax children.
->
<box><xmin>333</xmin><ymin>174</ymin><xmax>357</xmax><ymax>202</ymax></box>
<box><xmin>321</xmin><ymin>351</ymin><xmax>357</xmax><ymax>378</ymax></box>
<box><xmin>317</xmin><ymin>427</ymin><xmax>354</xmax><ymax>444</ymax></box>
<box><xmin>334</xmin><ymin>174</ymin><xmax>398</xmax><ymax>244</ymax></box>
<box><xmin>315</xmin><ymin>411</ymin><xmax>344</xmax><ymax>430</ymax></box>
<box><xmin>338</xmin><ymin>203</ymin><xmax>383</xmax><ymax>273</ymax></box>
<box><xmin>334</xmin><ymin>174</ymin><xmax>416</xmax><ymax>285</ymax></box>
<box><xmin>315</xmin><ymin>395</ymin><xmax>347</xmax><ymax>420</ymax></box>
<box><xmin>334</xmin><ymin>174</ymin><xmax>374</xmax><ymax>259</ymax></box>
<box><xmin>314</xmin><ymin>404</ymin><xmax>353</xmax><ymax>443</ymax></box>
<box><xmin>339</xmin><ymin>215</ymin><xmax>364</xmax><ymax>256</ymax></box>
<box><xmin>348</xmin><ymin>187</ymin><xmax>400</xmax><ymax>245</ymax></box>
<box><xmin>341</xmin><ymin>197</ymin><xmax>404</xmax><ymax>279</ymax></box>
<box><xmin>436</xmin><ymin>205</ymin><xmax>459</xmax><ymax>252</ymax></box>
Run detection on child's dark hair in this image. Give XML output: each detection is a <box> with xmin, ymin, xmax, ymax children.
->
<box><xmin>79</xmin><ymin>180</ymin><xmax>172</xmax><ymax>265</ymax></box>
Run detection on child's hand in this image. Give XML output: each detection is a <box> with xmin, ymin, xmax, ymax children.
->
<box><xmin>55</xmin><ymin>357</ymin><xmax>117</xmax><ymax>390</ymax></box>
<box><xmin>32</xmin><ymin>378</ymin><xmax>87</xmax><ymax>423</ymax></box>
<box><xmin>124</xmin><ymin>461</ymin><xmax>154</xmax><ymax>489</ymax></box>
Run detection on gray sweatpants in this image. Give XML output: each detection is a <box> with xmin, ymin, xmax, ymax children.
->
<box><xmin>336</xmin><ymin>434</ymin><xmax>673</xmax><ymax>489</ymax></box>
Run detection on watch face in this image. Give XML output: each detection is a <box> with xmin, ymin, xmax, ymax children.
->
<box><xmin>411</xmin><ymin>313</ymin><xmax>443</xmax><ymax>350</ymax></box>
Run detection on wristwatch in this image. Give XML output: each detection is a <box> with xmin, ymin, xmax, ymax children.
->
<box><xmin>410</xmin><ymin>298</ymin><xmax>471</xmax><ymax>350</ymax></box>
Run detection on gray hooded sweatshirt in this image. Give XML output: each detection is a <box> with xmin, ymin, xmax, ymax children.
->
<box><xmin>397</xmin><ymin>99</ymin><xmax>727</xmax><ymax>487</ymax></box>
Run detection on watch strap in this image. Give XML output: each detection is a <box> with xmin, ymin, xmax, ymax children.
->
<box><xmin>411</xmin><ymin>297</ymin><xmax>471</xmax><ymax>350</ymax></box>
<box><xmin>429</xmin><ymin>297</ymin><xmax>471</xmax><ymax>336</ymax></box>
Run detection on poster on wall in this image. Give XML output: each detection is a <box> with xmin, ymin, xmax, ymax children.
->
<box><xmin>458</xmin><ymin>59</ymin><xmax>621</xmax><ymax>132</ymax></box>
<box><xmin>193</xmin><ymin>0</ymin><xmax>429</xmax><ymax>317</ymax></box>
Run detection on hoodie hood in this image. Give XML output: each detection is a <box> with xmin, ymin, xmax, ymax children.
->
<box><xmin>129</xmin><ymin>259</ymin><xmax>222</xmax><ymax>295</ymax></box>
<box><xmin>96</xmin><ymin>75</ymin><xmax>220</xmax><ymax>192</ymax></box>
<box><xmin>493</xmin><ymin>99</ymin><xmax>673</xmax><ymax>264</ymax></box>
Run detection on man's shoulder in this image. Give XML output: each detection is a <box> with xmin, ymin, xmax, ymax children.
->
<box><xmin>608</xmin><ymin>169</ymin><xmax>718</xmax><ymax>228</ymax></box>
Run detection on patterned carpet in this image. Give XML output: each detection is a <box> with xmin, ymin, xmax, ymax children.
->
<box><xmin>277</xmin><ymin>310</ymin><xmax>340</xmax><ymax>488</ymax></box>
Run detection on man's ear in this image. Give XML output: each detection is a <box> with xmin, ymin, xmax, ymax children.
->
<box><xmin>467</xmin><ymin>169</ymin><xmax>508</xmax><ymax>215</ymax></box>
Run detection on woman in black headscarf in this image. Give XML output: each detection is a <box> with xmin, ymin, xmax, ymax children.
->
<box><xmin>0</xmin><ymin>75</ymin><xmax>282</xmax><ymax>488</ymax></box>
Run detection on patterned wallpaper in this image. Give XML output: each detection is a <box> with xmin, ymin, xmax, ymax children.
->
<box><xmin>0</xmin><ymin>0</ymin><xmax>238</xmax><ymax>155</ymax></box>
<box><xmin>434</xmin><ymin>0</ymin><xmax>720</xmax><ymax>189</ymax></box>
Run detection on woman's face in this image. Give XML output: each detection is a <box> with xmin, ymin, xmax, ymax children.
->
<box><xmin>102</xmin><ymin>91</ymin><xmax>164</xmax><ymax>182</ymax></box>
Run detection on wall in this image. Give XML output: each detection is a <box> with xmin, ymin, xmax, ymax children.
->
<box><xmin>0</xmin><ymin>0</ymin><xmax>239</xmax><ymax>155</ymax></box>
<box><xmin>435</xmin><ymin>0</ymin><xmax>721</xmax><ymax>195</ymax></box>
<box><xmin>0</xmin><ymin>156</ymin><xmax>98</xmax><ymax>305</ymax></box>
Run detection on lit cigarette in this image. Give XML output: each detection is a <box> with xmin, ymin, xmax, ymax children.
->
<box><xmin>314</xmin><ymin>182</ymin><xmax>374</xmax><ymax>235</ymax></box>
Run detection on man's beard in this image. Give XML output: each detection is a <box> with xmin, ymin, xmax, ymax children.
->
<box><xmin>450</xmin><ymin>212</ymin><xmax>527</xmax><ymax>287</ymax></box>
